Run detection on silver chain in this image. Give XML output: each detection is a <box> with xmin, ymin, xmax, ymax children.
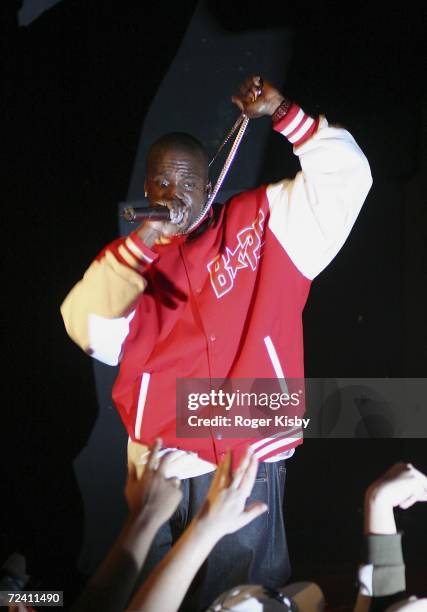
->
<box><xmin>184</xmin><ymin>113</ymin><xmax>250</xmax><ymax>234</ymax></box>
<box><xmin>207</xmin><ymin>113</ymin><xmax>249</xmax><ymax>206</ymax></box>
<box><xmin>208</xmin><ymin>113</ymin><xmax>248</xmax><ymax>168</ymax></box>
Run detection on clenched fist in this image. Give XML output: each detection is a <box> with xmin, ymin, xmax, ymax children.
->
<box><xmin>231</xmin><ymin>75</ymin><xmax>285</xmax><ymax>119</ymax></box>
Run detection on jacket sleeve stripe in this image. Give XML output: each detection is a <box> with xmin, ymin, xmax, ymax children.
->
<box><xmin>274</xmin><ymin>103</ymin><xmax>320</xmax><ymax>148</ymax></box>
<box><xmin>287</xmin><ymin>116</ymin><xmax>315</xmax><ymax>144</ymax></box>
<box><xmin>118</xmin><ymin>244</ymin><xmax>144</xmax><ymax>272</ymax></box>
<box><xmin>252</xmin><ymin>431</ymin><xmax>304</xmax><ymax>459</ymax></box>
<box><xmin>249</xmin><ymin>426</ymin><xmax>302</xmax><ymax>451</ymax></box>
<box><xmin>281</xmin><ymin>107</ymin><xmax>306</xmax><ymax>136</ymax></box>
<box><xmin>125</xmin><ymin>235</ymin><xmax>156</xmax><ymax>264</ymax></box>
<box><xmin>260</xmin><ymin>438</ymin><xmax>303</xmax><ymax>461</ymax></box>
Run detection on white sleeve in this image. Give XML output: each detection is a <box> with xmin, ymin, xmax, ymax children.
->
<box><xmin>86</xmin><ymin>310</ymin><xmax>136</xmax><ymax>366</ymax></box>
<box><xmin>61</xmin><ymin>233</ymin><xmax>156</xmax><ymax>365</ymax></box>
<box><xmin>267</xmin><ymin>116</ymin><xmax>372</xmax><ymax>279</ymax></box>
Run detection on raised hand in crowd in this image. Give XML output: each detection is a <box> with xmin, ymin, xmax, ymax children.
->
<box><xmin>71</xmin><ymin>439</ymin><xmax>182</xmax><ymax>612</ymax></box>
<box><xmin>125</xmin><ymin>438</ymin><xmax>183</xmax><ymax>527</ymax></box>
<box><xmin>355</xmin><ymin>463</ymin><xmax>427</xmax><ymax>612</ymax></box>
<box><xmin>128</xmin><ymin>447</ymin><xmax>267</xmax><ymax>612</ymax></box>
<box><xmin>364</xmin><ymin>462</ymin><xmax>427</xmax><ymax>535</ymax></box>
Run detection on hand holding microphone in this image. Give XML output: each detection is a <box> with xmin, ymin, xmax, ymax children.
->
<box><xmin>122</xmin><ymin>203</ymin><xmax>185</xmax><ymax>225</ymax></box>
<box><xmin>121</xmin><ymin>198</ymin><xmax>189</xmax><ymax>248</ymax></box>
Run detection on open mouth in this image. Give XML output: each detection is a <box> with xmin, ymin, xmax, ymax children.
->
<box><xmin>156</xmin><ymin>200</ymin><xmax>190</xmax><ymax>226</ymax></box>
<box><xmin>170</xmin><ymin>207</ymin><xmax>185</xmax><ymax>225</ymax></box>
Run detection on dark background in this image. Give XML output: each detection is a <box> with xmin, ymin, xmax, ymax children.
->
<box><xmin>2</xmin><ymin>0</ymin><xmax>426</xmax><ymax>607</ymax></box>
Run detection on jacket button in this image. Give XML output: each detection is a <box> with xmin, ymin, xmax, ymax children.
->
<box><xmin>210</xmin><ymin>334</ymin><xmax>216</xmax><ymax>342</ymax></box>
<box><xmin>195</xmin><ymin>287</ymin><xmax>202</xmax><ymax>294</ymax></box>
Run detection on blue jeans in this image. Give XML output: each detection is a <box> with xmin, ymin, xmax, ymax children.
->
<box><xmin>138</xmin><ymin>460</ymin><xmax>290</xmax><ymax>612</ymax></box>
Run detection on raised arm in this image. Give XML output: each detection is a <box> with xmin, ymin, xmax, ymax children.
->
<box><xmin>354</xmin><ymin>462</ymin><xmax>427</xmax><ymax>612</ymax></box>
<box><xmin>71</xmin><ymin>440</ymin><xmax>183</xmax><ymax>612</ymax></box>
<box><xmin>232</xmin><ymin>75</ymin><xmax>373</xmax><ymax>280</ymax></box>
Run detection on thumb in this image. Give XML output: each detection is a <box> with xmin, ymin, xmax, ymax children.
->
<box><xmin>399</xmin><ymin>494</ymin><xmax>418</xmax><ymax>509</ymax></box>
<box><xmin>237</xmin><ymin>501</ymin><xmax>268</xmax><ymax>529</ymax></box>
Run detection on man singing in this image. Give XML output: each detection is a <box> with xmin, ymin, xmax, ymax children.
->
<box><xmin>61</xmin><ymin>75</ymin><xmax>372</xmax><ymax>609</ymax></box>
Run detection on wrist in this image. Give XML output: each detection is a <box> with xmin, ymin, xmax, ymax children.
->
<box><xmin>136</xmin><ymin>224</ymin><xmax>162</xmax><ymax>248</ymax></box>
<box><xmin>364</xmin><ymin>490</ymin><xmax>397</xmax><ymax>535</ymax></box>
<box><xmin>125</xmin><ymin>509</ymin><xmax>161</xmax><ymax>534</ymax></box>
<box><xmin>120</xmin><ymin>515</ymin><xmax>157</xmax><ymax>549</ymax></box>
<box><xmin>192</xmin><ymin>513</ymin><xmax>226</xmax><ymax>547</ymax></box>
<box><xmin>271</xmin><ymin>97</ymin><xmax>291</xmax><ymax>121</ymax></box>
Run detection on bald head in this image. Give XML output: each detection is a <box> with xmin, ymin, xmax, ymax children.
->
<box><xmin>147</xmin><ymin>132</ymin><xmax>209</xmax><ymax>180</ymax></box>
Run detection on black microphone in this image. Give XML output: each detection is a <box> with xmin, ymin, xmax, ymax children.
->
<box><xmin>121</xmin><ymin>205</ymin><xmax>171</xmax><ymax>223</ymax></box>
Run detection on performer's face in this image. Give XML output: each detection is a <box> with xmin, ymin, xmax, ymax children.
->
<box><xmin>145</xmin><ymin>146</ymin><xmax>210</xmax><ymax>233</ymax></box>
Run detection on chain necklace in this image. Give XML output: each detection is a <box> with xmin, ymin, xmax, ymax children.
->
<box><xmin>182</xmin><ymin>113</ymin><xmax>250</xmax><ymax>234</ymax></box>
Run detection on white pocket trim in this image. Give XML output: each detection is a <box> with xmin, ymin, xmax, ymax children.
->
<box><xmin>263</xmin><ymin>335</ymin><xmax>289</xmax><ymax>394</ymax></box>
<box><xmin>135</xmin><ymin>372</ymin><xmax>150</xmax><ymax>440</ymax></box>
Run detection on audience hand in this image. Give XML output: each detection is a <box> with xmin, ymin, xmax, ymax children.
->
<box><xmin>126</xmin><ymin>438</ymin><xmax>183</xmax><ymax>529</ymax></box>
<box><xmin>364</xmin><ymin>462</ymin><xmax>427</xmax><ymax>534</ymax></box>
<box><xmin>196</xmin><ymin>448</ymin><xmax>268</xmax><ymax>540</ymax></box>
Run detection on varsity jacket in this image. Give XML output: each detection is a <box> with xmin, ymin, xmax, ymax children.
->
<box><xmin>61</xmin><ymin>104</ymin><xmax>372</xmax><ymax>474</ymax></box>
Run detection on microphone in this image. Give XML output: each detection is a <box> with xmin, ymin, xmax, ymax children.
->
<box><xmin>122</xmin><ymin>205</ymin><xmax>171</xmax><ymax>223</ymax></box>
